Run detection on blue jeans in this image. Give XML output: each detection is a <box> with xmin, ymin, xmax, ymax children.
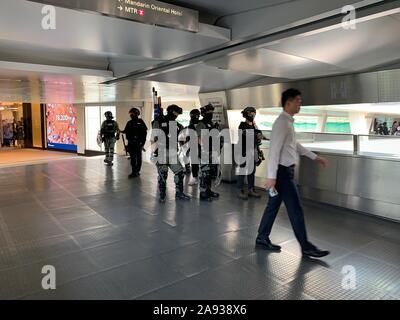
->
<box><xmin>257</xmin><ymin>165</ymin><xmax>314</xmax><ymax>251</ymax></box>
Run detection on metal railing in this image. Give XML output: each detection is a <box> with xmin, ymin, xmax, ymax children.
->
<box><xmin>260</xmin><ymin>130</ymin><xmax>400</xmax><ymax>159</ymax></box>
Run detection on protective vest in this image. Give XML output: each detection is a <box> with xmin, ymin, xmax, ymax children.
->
<box><xmin>102</xmin><ymin>120</ymin><xmax>118</xmax><ymax>138</ymax></box>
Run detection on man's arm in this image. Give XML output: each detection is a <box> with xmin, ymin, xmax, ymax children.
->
<box><xmin>115</xmin><ymin>122</ymin><xmax>120</xmax><ymax>140</ymax></box>
<box><xmin>150</xmin><ymin>121</ymin><xmax>159</xmax><ymax>152</ymax></box>
<box><xmin>297</xmin><ymin>142</ymin><xmax>328</xmax><ymax>167</ymax></box>
<box><xmin>267</xmin><ymin>120</ymin><xmax>288</xmax><ymax>180</ymax></box>
<box><xmin>296</xmin><ymin>143</ymin><xmax>317</xmax><ymax>160</ymax></box>
<box><xmin>121</xmin><ymin>121</ymin><xmax>129</xmax><ymax>134</ymax></box>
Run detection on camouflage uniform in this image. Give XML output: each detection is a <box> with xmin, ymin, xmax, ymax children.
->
<box><xmin>152</xmin><ymin>114</ymin><xmax>189</xmax><ymax>202</ymax></box>
<box><xmin>196</xmin><ymin>119</ymin><xmax>221</xmax><ymax>201</ymax></box>
<box><xmin>101</xmin><ymin>118</ymin><xmax>120</xmax><ymax>165</ymax></box>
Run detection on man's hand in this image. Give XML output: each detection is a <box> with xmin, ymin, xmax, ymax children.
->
<box><xmin>264</xmin><ymin>178</ymin><xmax>276</xmax><ymax>190</ymax></box>
<box><xmin>315</xmin><ymin>156</ymin><xmax>328</xmax><ymax>168</ymax></box>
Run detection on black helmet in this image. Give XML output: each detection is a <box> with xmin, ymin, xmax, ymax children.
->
<box><xmin>104</xmin><ymin>111</ymin><xmax>113</xmax><ymax>119</ymax></box>
<box><xmin>200</xmin><ymin>103</ymin><xmax>214</xmax><ymax>116</ymax></box>
<box><xmin>167</xmin><ymin>104</ymin><xmax>183</xmax><ymax>115</ymax></box>
<box><xmin>242</xmin><ymin>107</ymin><xmax>257</xmax><ymax>117</ymax></box>
<box><xmin>129</xmin><ymin>108</ymin><xmax>141</xmax><ymax>116</ymax></box>
<box><xmin>190</xmin><ymin>109</ymin><xmax>200</xmax><ymax>118</ymax></box>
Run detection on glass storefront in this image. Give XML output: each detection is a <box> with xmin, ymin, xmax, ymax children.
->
<box><xmin>85</xmin><ymin>106</ymin><xmax>116</xmax><ymax>152</ymax></box>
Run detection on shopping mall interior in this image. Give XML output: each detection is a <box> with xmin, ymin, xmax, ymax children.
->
<box><xmin>0</xmin><ymin>0</ymin><xmax>399</xmax><ymax>302</ymax></box>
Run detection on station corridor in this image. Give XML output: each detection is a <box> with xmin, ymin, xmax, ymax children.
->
<box><xmin>0</xmin><ymin>157</ymin><xmax>399</xmax><ymax>300</ymax></box>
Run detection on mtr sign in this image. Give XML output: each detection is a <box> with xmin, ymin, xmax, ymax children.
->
<box><xmin>28</xmin><ymin>0</ymin><xmax>199</xmax><ymax>32</ymax></box>
<box><xmin>120</xmin><ymin>6</ymin><xmax>146</xmax><ymax>16</ymax></box>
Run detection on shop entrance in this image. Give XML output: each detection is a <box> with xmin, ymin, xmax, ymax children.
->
<box><xmin>0</xmin><ymin>103</ymin><xmax>25</xmax><ymax>149</ymax></box>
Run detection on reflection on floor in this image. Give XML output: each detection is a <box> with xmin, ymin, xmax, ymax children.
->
<box><xmin>0</xmin><ymin>156</ymin><xmax>399</xmax><ymax>300</ymax></box>
<box><xmin>0</xmin><ymin>148</ymin><xmax>76</xmax><ymax>166</ymax></box>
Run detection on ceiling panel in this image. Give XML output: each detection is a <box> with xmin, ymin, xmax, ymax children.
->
<box><xmin>143</xmin><ymin>64</ymin><xmax>263</xmax><ymax>92</ymax></box>
<box><xmin>206</xmin><ymin>47</ymin><xmax>349</xmax><ymax>79</ymax></box>
<box><xmin>0</xmin><ymin>66</ymin><xmax>200</xmax><ymax>104</ymax></box>
<box><xmin>161</xmin><ymin>0</ymin><xmax>295</xmax><ymax>18</ymax></box>
<box><xmin>265</xmin><ymin>14</ymin><xmax>400</xmax><ymax>72</ymax></box>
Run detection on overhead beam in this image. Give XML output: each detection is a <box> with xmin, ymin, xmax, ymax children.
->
<box><xmin>103</xmin><ymin>0</ymin><xmax>400</xmax><ymax>85</ymax></box>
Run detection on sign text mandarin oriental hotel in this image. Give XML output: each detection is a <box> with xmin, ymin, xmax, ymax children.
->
<box><xmin>28</xmin><ymin>0</ymin><xmax>199</xmax><ymax>32</ymax></box>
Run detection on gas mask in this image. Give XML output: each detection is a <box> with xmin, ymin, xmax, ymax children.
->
<box><xmin>168</xmin><ymin>112</ymin><xmax>178</xmax><ymax>121</ymax></box>
<box><xmin>245</xmin><ymin>115</ymin><xmax>255</xmax><ymax>122</ymax></box>
<box><xmin>203</xmin><ymin>113</ymin><xmax>213</xmax><ymax>122</ymax></box>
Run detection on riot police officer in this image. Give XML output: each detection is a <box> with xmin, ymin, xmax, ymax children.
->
<box><xmin>196</xmin><ymin>104</ymin><xmax>221</xmax><ymax>201</ymax></box>
<box><xmin>122</xmin><ymin>108</ymin><xmax>148</xmax><ymax>178</ymax></box>
<box><xmin>186</xmin><ymin>109</ymin><xmax>201</xmax><ymax>186</ymax></box>
<box><xmin>237</xmin><ymin>107</ymin><xmax>262</xmax><ymax>200</ymax></box>
<box><xmin>100</xmin><ymin>111</ymin><xmax>120</xmax><ymax>166</ymax></box>
<box><xmin>151</xmin><ymin>104</ymin><xmax>191</xmax><ymax>203</ymax></box>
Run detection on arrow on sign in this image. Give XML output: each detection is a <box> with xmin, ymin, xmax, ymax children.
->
<box><xmin>117</xmin><ymin>5</ymin><xmax>123</xmax><ymax>11</ymax></box>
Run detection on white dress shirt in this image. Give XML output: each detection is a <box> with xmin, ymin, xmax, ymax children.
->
<box><xmin>267</xmin><ymin>111</ymin><xmax>317</xmax><ymax>179</ymax></box>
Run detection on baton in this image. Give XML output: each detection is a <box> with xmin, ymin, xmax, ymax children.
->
<box><xmin>121</xmin><ymin>134</ymin><xmax>128</xmax><ymax>156</ymax></box>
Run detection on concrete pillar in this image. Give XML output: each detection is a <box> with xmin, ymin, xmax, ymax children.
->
<box><xmin>349</xmin><ymin>112</ymin><xmax>369</xmax><ymax>135</ymax></box>
<box><xmin>316</xmin><ymin>112</ymin><xmax>328</xmax><ymax>133</ymax></box>
<box><xmin>76</xmin><ymin>106</ymin><xmax>85</xmax><ymax>155</ymax></box>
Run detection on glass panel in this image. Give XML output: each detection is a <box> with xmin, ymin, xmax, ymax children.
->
<box><xmin>325</xmin><ymin>116</ymin><xmax>351</xmax><ymax>134</ymax></box>
<box><xmin>293</xmin><ymin>116</ymin><xmax>318</xmax><ymax>132</ymax></box>
<box><xmin>85</xmin><ymin>106</ymin><xmax>101</xmax><ymax>151</ymax></box>
<box><xmin>299</xmin><ymin>133</ymin><xmax>354</xmax><ymax>154</ymax></box>
<box><xmin>359</xmin><ymin>135</ymin><xmax>400</xmax><ymax>158</ymax></box>
<box><xmin>177</xmin><ymin>110</ymin><xmax>190</xmax><ymax>128</ymax></box>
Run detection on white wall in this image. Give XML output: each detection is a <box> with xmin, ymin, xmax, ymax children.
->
<box><xmin>76</xmin><ymin>106</ymin><xmax>85</xmax><ymax>155</ymax></box>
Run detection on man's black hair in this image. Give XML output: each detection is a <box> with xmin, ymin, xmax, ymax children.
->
<box><xmin>281</xmin><ymin>88</ymin><xmax>302</xmax><ymax>107</ymax></box>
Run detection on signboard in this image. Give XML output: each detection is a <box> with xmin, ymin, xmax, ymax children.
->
<box><xmin>199</xmin><ymin>92</ymin><xmax>229</xmax><ymax>129</ymax></box>
<box><xmin>46</xmin><ymin>104</ymin><xmax>78</xmax><ymax>152</ymax></box>
<box><xmin>29</xmin><ymin>0</ymin><xmax>199</xmax><ymax>32</ymax></box>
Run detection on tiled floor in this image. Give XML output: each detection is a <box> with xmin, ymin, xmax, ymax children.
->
<box><xmin>0</xmin><ymin>155</ymin><xmax>399</xmax><ymax>300</ymax></box>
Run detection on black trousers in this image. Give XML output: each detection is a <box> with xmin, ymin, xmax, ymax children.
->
<box><xmin>191</xmin><ymin>164</ymin><xmax>199</xmax><ymax>178</ymax></box>
<box><xmin>128</xmin><ymin>143</ymin><xmax>143</xmax><ymax>174</ymax></box>
<box><xmin>257</xmin><ymin>165</ymin><xmax>314</xmax><ymax>251</ymax></box>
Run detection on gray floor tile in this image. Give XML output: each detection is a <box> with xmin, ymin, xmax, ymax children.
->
<box><xmin>0</xmin><ymin>157</ymin><xmax>398</xmax><ymax>300</ymax></box>
<box><xmin>22</xmin><ymin>274</ymin><xmax>123</xmax><ymax>300</ymax></box>
<box><xmin>84</xmin><ymin>239</ymin><xmax>155</xmax><ymax>269</ymax></box>
<box><xmin>356</xmin><ymin>239</ymin><xmax>400</xmax><ymax>268</ymax></box>
<box><xmin>331</xmin><ymin>253</ymin><xmax>400</xmax><ymax>296</ymax></box>
<box><xmin>100</xmin><ymin>256</ymin><xmax>186</xmax><ymax>299</ymax></box>
<box><xmin>285</xmin><ymin>267</ymin><xmax>387</xmax><ymax>300</ymax></box>
<box><xmin>72</xmin><ymin>225</ymin><xmax>133</xmax><ymax>250</ymax></box>
<box><xmin>58</xmin><ymin>215</ymin><xmax>111</xmax><ymax>233</ymax></box>
<box><xmin>159</xmin><ymin>242</ymin><xmax>234</xmax><ymax>277</ymax></box>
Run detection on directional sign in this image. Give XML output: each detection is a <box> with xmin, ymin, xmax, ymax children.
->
<box><xmin>29</xmin><ymin>0</ymin><xmax>199</xmax><ymax>32</ymax></box>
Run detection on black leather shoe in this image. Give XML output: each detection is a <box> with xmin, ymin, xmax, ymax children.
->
<box><xmin>176</xmin><ymin>192</ymin><xmax>191</xmax><ymax>200</ymax></box>
<box><xmin>302</xmin><ymin>248</ymin><xmax>330</xmax><ymax>258</ymax></box>
<box><xmin>128</xmin><ymin>173</ymin><xmax>138</xmax><ymax>179</ymax></box>
<box><xmin>255</xmin><ymin>239</ymin><xmax>281</xmax><ymax>252</ymax></box>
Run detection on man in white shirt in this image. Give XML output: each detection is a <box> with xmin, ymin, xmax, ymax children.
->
<box><xmin>256</xmin><ymin>88</ymin><xmax>330</xmax><ymax>258</ymax></box>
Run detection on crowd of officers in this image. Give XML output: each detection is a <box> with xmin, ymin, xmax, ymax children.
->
<box><xmin>100</xmin><ymin>104</ymin><xmax>265</xmax><ymax>203</ymax></box>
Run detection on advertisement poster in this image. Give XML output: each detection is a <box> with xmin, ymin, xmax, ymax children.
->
<box><xmin>46</xmin><ymin>104</ymin><xmax>77</xmax><ymax>152</ymax></box>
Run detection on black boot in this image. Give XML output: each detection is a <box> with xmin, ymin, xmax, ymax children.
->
<box><xmin>200</xmin><ymin>191</ymin><xmax>213</xmax><ymax>201</ymax></box>
<box><xmin>176</xmin><ymin>192</ymin><xmax>191</xmax><ymax>200</ymax></box>
<box><xmin>209</xmin><ymin>190</ymin><xmax>220</xmax><ymax>198</ymax></box>
<box><xmin>175</xmin><ymin>172</ymin><xmax>190</xmax><ymax>200</ymax></box>
<box><xmin>159</xmin><ymin>190</ymin><xmax>167</xmax><ymax>203</ymax></box>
